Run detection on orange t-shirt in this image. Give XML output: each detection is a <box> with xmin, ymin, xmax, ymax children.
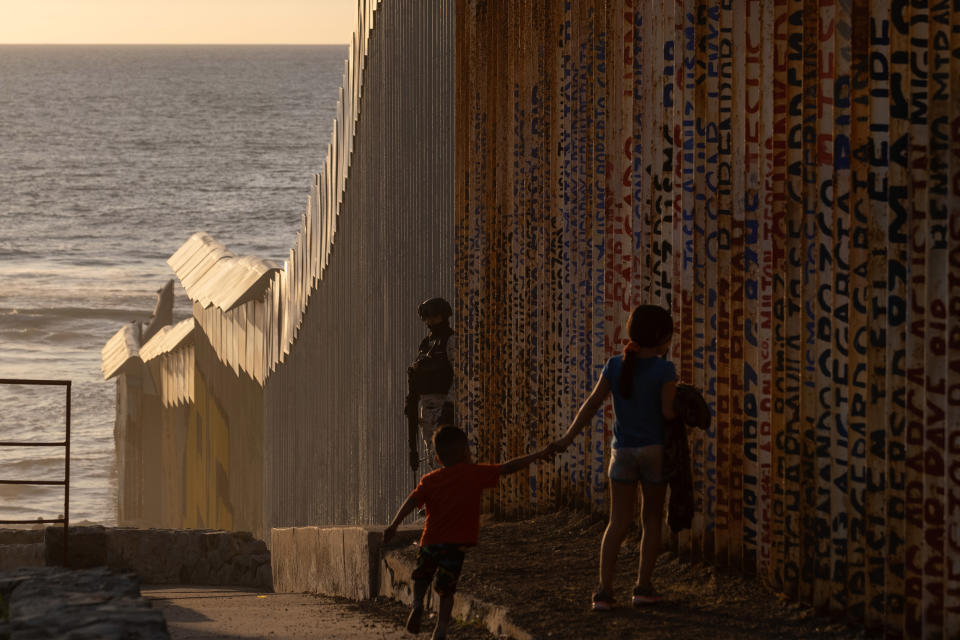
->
<box><xmin>410</xmin><ymin>462</ymin><xmax>501</xmax><ymax>546</ymax></box>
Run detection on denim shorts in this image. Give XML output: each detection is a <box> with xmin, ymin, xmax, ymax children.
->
<box><xmin>608</xmin><ymin>444</ymin><xmax>665</xmax><ymax>484</ymax></box>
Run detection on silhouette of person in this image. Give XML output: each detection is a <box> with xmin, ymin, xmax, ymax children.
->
<box><xmin>404</xmin><ymin>297</ymin><xmax>456</xmax><ymax>472</ymax></box>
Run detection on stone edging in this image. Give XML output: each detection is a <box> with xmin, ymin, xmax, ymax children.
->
<box><xmin>43</xmin><ymin>526</ymin><xmax>272</xmax><ymax>589</ymax></box>
<box><xmin>271</xmin><ymin>525</ymin><xmax>534</xmax><ymax>640</ymax></box>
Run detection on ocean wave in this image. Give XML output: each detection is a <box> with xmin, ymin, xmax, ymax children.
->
<box><xmin>0</xmin><ymin>455</ymin><xmax>64</xmax><ymax>472</ymax></box>
<box><xmin>0</xmin><ymin>246</ymin><xmax>37</xmax><ymax>259</ymax></box>
<box><xmin>0</xmin><ymin>326</ymin><xmax>46</xmax><ymax>340</ymax></box>
<box><xmin>0</xmin><ymin>327</ymin><xmax>96</xmax><ymax>346</ymax></box>
<box><xmin>0</xmin><ymin>306</ymin><xmax>154</xmax><ymax>325</ymax></box>
<box><xmin>0</xmin><ymin>306</ymin><xmax>158</xmax><ymax>355</ymax></box>
<box><xmin>0</xmin><ymin>497</ymin><xmax>64</xmax><ymax>520</ymax></box>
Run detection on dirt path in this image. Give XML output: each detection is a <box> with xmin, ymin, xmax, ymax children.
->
<box><xmin>446</xmin><ymin>510</ymin><xmax>878</xmax><ymax>640</ymax></box>
<box><xmin>145</xmin><ymin>509</ymin><xmax>880</xmax><ymax>639</ymax></box>
<box><xmin>144</xmin><ymin>586</ymin><xmax>415</xmax><ymax>640</ymax></box>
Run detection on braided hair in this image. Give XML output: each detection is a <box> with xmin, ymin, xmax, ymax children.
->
<box><xmin>619</xmin><ymin>305</ymin><xmax>673</xmax><ymax>399</ymax></box>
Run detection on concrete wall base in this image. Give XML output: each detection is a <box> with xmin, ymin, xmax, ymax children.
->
<box><xmin>43</xmin><ymin>526</ymin><xmax>271</xmax><ymax>589</ymax></box>
<box><xmin>271</xmin><ymin>526</ymin><xmax>419</xmax><ymax>600</ymax></box>
<box><xmin>0</xmin><ymin>530</ymin><xmax>46</xmax><ymax>571</ymax></box>
<box><xmin>0</xmin><ymin>544</ymin><xmax>45</xmax><ymax>571</ymax></box>
<box><xmin>379</xmin><ymin>548</ymin><xmax>533</xmax><ymax>640</ymax></box>
<box><xmin>271</xmin><ymin>525</ymin><xmax>532</xmax><ymax>640</ymax></box>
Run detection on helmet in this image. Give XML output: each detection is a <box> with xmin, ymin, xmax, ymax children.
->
<box><xmin>418</xmin><ymin>297</ymin><xmax>453</xmax><ymax>320</ymax></box>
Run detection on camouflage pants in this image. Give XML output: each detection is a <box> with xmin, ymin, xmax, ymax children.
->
<box><xmin>418</xmin><ymin>394</ymin><xmax>454</xmax><ymax>469</ymax></box>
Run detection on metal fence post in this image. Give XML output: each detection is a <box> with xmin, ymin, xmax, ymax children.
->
<box><xmin>0</xmin><ymin>378</ymin><xmax>72</xmax><ymax>566</ymax></box>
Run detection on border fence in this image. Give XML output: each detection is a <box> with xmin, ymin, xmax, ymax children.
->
<box><xmin>102</xmin><ymin>0</ymin><xmax>455</xmax><ymax>539</ymax></box>
<box><xmin>455</xmin><ymin>1</ymin><xmax>959</xmax><ymax>636</ymax></box>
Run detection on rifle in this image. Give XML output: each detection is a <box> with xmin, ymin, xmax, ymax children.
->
<box><xmin>404</xmin><ymin>367</ymin><xmax>420</xmax><ymax>471</ymax></box>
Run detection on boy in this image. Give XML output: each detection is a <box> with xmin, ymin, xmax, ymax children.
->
<box><xmin>383</xmin><ymin>426</ymin><xmax>552</xmax><ymax>639</ymax></box>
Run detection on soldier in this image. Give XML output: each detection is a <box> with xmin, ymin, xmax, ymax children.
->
<box><xmin>404</xmin><ymin>297</ymin><xmax>456</xmax><ymax>472</ymax></box>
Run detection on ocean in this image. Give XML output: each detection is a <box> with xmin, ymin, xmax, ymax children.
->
<box><xmin>0</xmin><ymin>45</ymin><xmax>347</xmax><ymax>525</ymax></box>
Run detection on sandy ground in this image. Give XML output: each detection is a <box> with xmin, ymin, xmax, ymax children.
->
<box><xmin>145</xmin><ymin>509</ymin><xmax>881</xmax><ymax>640</ymax></box>
<box><xmin>446</xmin><ymin>510</ymin><xmax>879</xmax><ymax>640</ymax></box>
<box><xmin>145</xmin><ymin>585</ymin><xmax>498</xmax><ymax>640</ymax></box>
<box><xmin>144</xmin><ymin>586</ymin><xmax>419</xmax><ymax>640</ymax></box>
<box><xmin>347</xmin><ymin>597</ymin><xmax>498</xmax><ymax>640</ymax></box>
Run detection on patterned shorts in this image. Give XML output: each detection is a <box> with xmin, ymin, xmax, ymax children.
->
<box><xmin>412</xmin><ymin>543</ymin><xmax>467</xmax><ymax>596</ymax></box>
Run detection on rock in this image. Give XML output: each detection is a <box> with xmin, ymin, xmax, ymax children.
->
<box><xmin>2</xmin><ymin>566</ymin><xmax>168</xmax><ymax>639</ymax></box>
<box><xmin>212</xmin><ymin>562</ymin><xmax>233</xmax><ymax>586</ymax></box>
<box><xmin>178</xmin><ymin>530</ymin><xmax>202</xmax><ymax>568</ymax></box>
<box><xmin>192</xmin><ymin>558</ymin><xmax>212</xmax><ymax>584</ymax></box>
<box><xmin>40</xmin><ymin>527</ymin><xmax>270</xmax><ymax>589</ymax></box>
<box><xmin>256</xmin><ymin>562</ymin><xmax>273</xmax><ymax>590</ymax></box>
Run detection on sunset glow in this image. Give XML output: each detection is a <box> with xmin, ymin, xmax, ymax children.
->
<box><xmin>0</xmin><ymin>0</ymin><xmax>355</xmax><ymax>44</ymax></box>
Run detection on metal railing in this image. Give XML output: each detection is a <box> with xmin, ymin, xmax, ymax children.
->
<box><xmin>0</xmin><ymin>378</ymin><xmax>71</xmax><ymax>564</ymax></box>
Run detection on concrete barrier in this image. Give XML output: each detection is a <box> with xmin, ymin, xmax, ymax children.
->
<box><xmin>379</xmin><ymin>547</ymin><xmax>533</xmax><ymax>640</ymax></box>
<box><xmin>271</xmin><ymin>525</ymin><xmax>420</xmax><ymax>600</ymax></box>
<box><xmin>43</xmin><ymin>526</ymin><xmax>271</xmax><ymax>588</ymax></box>
<box><xmin>0</xmin><ymin>530</ymin><xmax>43</xmax><ymax>545</ymax></box>
<box><xmin>0</xmin><ymin>530</ymin><xmax>46</xmax><ymax>571</ymax></box>
<box><xmin>0</xmin><ymin>544</ymin><xmax>45</xmax><ymax>571</ymax></box>
<box><xmin>271</xmin><ymin>524</ymin><xmax>533</xmax><ymax>639</ymax></box>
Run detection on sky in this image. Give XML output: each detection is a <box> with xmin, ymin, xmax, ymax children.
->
<box><xmin>0</xmin><ymin>0</ymin><xmax>357</xmax><ymax>44</ymax></box>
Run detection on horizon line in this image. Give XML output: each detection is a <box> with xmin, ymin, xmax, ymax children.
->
<box><xmin>0</xmin><ymin>42</ymin><xmax>349</xmax><ymax>46</ymax></box>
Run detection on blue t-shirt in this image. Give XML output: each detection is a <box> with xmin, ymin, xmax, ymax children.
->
<box><xmin>601</xmin><ymin>355</ymin><xmax>677</xmax><ymax>448</ymax></box>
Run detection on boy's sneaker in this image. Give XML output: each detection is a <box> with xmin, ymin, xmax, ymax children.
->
<box><xmin>406</xmin><ymin>605</ymin><xmax>423</xmax><ymax>633</ymax></box>
<box><xmin>591</xmin><ymin>589</ymin><xmax>615</xmax><ymax>611</ymax></box>
<box><xmin>632</xmin><ymin>584</ymin><xmax>664</xmax><ymax>606</ymax></box>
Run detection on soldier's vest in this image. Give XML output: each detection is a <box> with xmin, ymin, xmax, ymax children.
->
<box><xmin>409</xmin><ymin>326</ymin><xmax>454</xmax><ymax>395</ymax></box>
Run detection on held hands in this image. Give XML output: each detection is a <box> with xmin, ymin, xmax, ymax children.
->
<box><xmin>535</xmin><ymin>444</ymin><xmax>555</xmax><ymax>460</ymax></box>
<box><xmin>536</xmin><ymin>441</ymin><xmax>563</xmax><ymax>460</ymax></box>
<box><xmin>548</xmin><ymin>435</ymin><xmax>574</xmax><ymax>454</ymax></box>
<box><xmin>524</xmin><ymin>439</ymin><xmax>569</xmax><ymax>464</ymax></box>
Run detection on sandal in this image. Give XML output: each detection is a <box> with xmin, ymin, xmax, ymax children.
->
<box><xmin>632</xmin><ymin>584</ymin><xmax>664</xmax><ymax>606</ymax></box>
<box><xmin>592</xmin><ymin>588</ymin><xmax>615</xmax><ymax>611</ymax></box>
